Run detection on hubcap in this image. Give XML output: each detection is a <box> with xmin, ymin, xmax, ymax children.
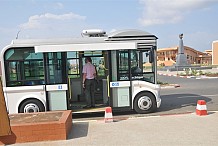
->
<box><xmin>138</xmin><ymin>96</ymin><xmax>152</xmax><ymax>110</ymax></box>
<box><xmin>24</xmin><ymin>103</ymin><xmax>39</xmax><ymax>113</ymax></box>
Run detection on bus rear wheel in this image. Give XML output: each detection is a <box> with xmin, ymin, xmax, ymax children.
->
<box><xmin>133</xmin><ymin>92</ymin><xmax>156</xmax><ymax>114</ymax></box>
<box><xmin>19</xmin><ymin>99</ymin><xmax>45</xmax><ymax>113</ymax></box>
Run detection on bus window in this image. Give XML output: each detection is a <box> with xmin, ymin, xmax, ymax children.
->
<box><xmin>130</xmin><ymin>50</ymin><xmax>142</xmax><ymax>74</ymax></box>
<box><xmin>67</xmin><ymin>52</ymin><xmax>80</xmax><ymax>78</ymax></box>
<box><xmin>46</xmin><ymin>52</ymin><xmax>66</xmax><ymax>84</ymax></box>
<box><xmin>91</xmin><ymin>57</ymin><xmax>105</xmax><ymax>77</ymax></box>
<box><xmin>84</xmin><ymin>51</ymin><xmax>102</xmax><ymax>56</ymax></box>
<box><xmin>4</xmin><ymin>47</ymin><xmax>44</xmax><ymax>86</ymax></box>
<box><xmin>83</xmin><ymin>51</ymin><xmax>105</xmax><ymax>77</ymax></box>
<box><xmin>118</xmin><ymin>50</ymin><xmax>130</xmax><ymax>80</ymax></box>
<box><xmin>96</xmin><ymin>57</ymin><xmax>105</xmax><ymax>76</ymax></box>
<box><xmin>142</xmin><ymin>51</ymin><xmax>155</xmax><ymax>83</ymax></box>
<box><xmin>128</xmin><ymin>50</ymin><xmax>155</xmax><ymax>83</ymax></box>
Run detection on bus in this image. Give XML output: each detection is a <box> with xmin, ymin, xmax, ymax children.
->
<box><xmin>0</xmin><ymin>29</ymin><xmax>161</xmax><ymax>114</ymax></box>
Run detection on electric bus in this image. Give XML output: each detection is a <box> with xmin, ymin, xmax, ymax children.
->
<box><xmin>0</xmin><ymin>29</ymin><xmax>161</xmax><ymax>114</ymax></box>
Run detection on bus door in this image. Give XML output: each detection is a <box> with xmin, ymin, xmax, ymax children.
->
<box><xmin>67</xmin><ymin>50</ymin><xmax>110</xmax><ymax>109</ymax></box>
<box><xmin>82</xmin><ymin>51</ymin><xmax>110</xmax><ymax>106</ymax></box>
<box><xmin>109</xmin><ymin>50</ymin><xmax>132</xmax><ymax>109</ymax></box>
<box><xmin>43</xmin><ymin>52</ymin><xmax>68</xmax><ymax>111</ymax></box>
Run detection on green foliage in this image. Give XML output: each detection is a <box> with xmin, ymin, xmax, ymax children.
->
<box><xmin>184</xmin><ymin>68</ymin><xmax>189</xmax><ymax>76</ymax></box>
<box><xmin>157</xmin><ymin>80</ymin><xmax>168</xmax><ymax>85</ymax></box>
<box><xmin>198</xmin><ymin>70</ymin><xmax>203</xmax><ymax>75</ymax></box>
<box><xmin>160</xmin><ymin>63</ymin><xmax>165</xmax><ymax>67</ymax></box>
<box><xmin>191</xmin><ymin>69</ymin><xmax>198</xmax><ymax>76</ymax></box>
<box><xmin>180</xmin><ymin>69</ymin><xmax>218</xmax><ymax>77</ymax></box>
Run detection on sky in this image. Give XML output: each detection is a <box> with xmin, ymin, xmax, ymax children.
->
<box><xmin>0</xmin><ymin>0</ymin><xmax>218</xmax><ymax>52</ymax></box>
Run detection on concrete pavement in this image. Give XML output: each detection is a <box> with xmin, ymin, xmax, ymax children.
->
<box><xmin>10</xmin><ymin>111</ymin><xmax>218</xmax><ymax>146</ymax></box>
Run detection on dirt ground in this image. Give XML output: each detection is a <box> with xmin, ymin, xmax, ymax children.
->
<box><xmin>9</xmin><ymin>112</ymin><xmax>63</xmax><ymax>125</ymax></box>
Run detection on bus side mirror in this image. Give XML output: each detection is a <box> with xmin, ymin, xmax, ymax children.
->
<box><xmin>149</xmin><ymin>49</ymin><xmax>154</xmax><ymax>63</ymax></box>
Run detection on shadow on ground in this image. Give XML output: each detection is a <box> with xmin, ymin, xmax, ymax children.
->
<box><xmin>158</xmin><ymin>93</ymin><xmax>211</xmax><ymax>112</ymax></box>
<box><xmin>67</xmin><ymin>122</ymin><xmax>89</xmax><ymax>140</ymax></box>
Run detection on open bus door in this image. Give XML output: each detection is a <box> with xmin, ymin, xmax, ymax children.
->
<box><xmin>67</xmin><ymin>50</ymin><xmax>110</xmax><ymax>113</ymax></box>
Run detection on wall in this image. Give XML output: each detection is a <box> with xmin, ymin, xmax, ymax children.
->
<box><xmin>212</xmin><ymin>41</ymin><xmax>218</xmax><ymax>65</ymax></box>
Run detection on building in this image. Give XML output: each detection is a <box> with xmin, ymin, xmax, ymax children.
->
<box><xmin>212</xmin><ymin>41</ymin><xmax>218</xmax><ymax>65</ymax></box>
<box><xmin>157</xmin><ymin>46</ymin><xmax>212</xmax><ymax>66</ymax></box>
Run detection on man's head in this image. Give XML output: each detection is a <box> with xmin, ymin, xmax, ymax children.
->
<box><xmin>85</xmin><ymin>57</ymin><xmax>92</xmax><ymax>63</ymax></box>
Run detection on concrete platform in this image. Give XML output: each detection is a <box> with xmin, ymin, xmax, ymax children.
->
<box><xmin>9</xmin><ymin>111</ymin><xmax>218</xmax><ymax>146</ymax></box>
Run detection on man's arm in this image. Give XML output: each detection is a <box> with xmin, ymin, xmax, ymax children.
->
<box><xmin>83</xmin><ymin>73</ymin><xmax>87</xmax><ymax>83</ymax></box>
<box><xmin>83</xmin><ymin>73</ymin><xmax>87</xmax><ymax>88</ymax></box>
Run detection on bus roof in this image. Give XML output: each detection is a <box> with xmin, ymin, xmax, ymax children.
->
<box><xmin>107</xmin><ymin>29</ymin><xmax>157</xmax><ymax>40</ymax></box>
<box><xmin>10</xmin><ymin>29</ymin><xmax>157</xmax><ymax>45</ymax></box>
<box><xmin>4</xmin><ymin>29</ymin><xmax>157</xmax><ymax>52</ymax></box>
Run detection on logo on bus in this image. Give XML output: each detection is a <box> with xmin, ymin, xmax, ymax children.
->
<box><xmin>111</xmin><ymin>82</ymin><xmax>119</xmax><ymax>87</ymax></box>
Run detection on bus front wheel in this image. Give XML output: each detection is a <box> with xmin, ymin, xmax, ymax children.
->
<box><xmin>19</xmin><ymin>99</ymin><xmax>45</xmax><ymax>113</ymax></box>
<box><xmin>133</xmin><ymin>92</ymin><xmax>156</xmax><ymax>114</ymax></box>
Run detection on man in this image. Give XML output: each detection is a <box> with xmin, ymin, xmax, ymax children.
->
<box><xmin>82</xmin><ymin>57</ymin><xmax>96</xmax><ymax>108</ymax></box>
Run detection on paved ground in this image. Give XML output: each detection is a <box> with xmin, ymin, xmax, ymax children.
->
<box><xmin>9</xmin><ymin>111</ymin><xmax>218</xmax><ymax>146</ymax></box>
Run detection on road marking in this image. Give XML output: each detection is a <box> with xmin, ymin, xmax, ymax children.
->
<box><xmin>201</xmin><ymin>94</ymin><xmax>218</xmax><ymax>97</ymax></box>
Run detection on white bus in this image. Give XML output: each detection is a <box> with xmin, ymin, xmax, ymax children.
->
<box><xmin>0</xmin><ymin>29</ymin><xmax>161</xmax><ymax>114</ymax></box>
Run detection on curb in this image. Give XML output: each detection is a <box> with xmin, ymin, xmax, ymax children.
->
<box><xmin>74</xmin><ymin>111</ymin><xmax>218</xmax><ymax>123</ymax></box>
<box><xmin>160</xmin><ymin>84</ymin><xmax>180</xmax><ymax>89</ymax></box>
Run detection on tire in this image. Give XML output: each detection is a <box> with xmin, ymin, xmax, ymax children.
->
<box><xmin>133</xmin><ymin>92</ymin><xmax>157</xmax><ymax>114</ymax></box>
<box><xmin>19</xmin><ymin>99</ymin><xmax>45</xmax><ymax>113</ymax></box>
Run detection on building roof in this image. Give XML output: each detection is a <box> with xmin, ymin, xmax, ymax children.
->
<box><xmin>158</xmin><ymin>46</ymin><xmax>205</xmax><ymax>55</ymax></box>
<box><xmin>157</xmin><ymin>47</ymin><xmax>177</xmax><ymax>51</ymax></box>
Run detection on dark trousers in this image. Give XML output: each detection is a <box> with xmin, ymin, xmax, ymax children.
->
<box><xmin>84</xmin><ymin>79</ymin><xmax>95</xmax><ymax>106</ymax></box>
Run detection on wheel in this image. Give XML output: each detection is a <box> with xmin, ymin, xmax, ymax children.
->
<box><xmin>19</xmin><ymin>99</ymin><xmax>45</xmax><ymax>113</ymax></box>
<box><xmin>133</xmin><ymin>92</ymin><xmax>157</xmax><ymax>114</ymax></box>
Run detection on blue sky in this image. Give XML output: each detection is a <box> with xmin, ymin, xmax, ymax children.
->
<box><xmin>0</xmin><ymin>0</ymin><xmax>218</xmax><ymax>52</ymax></box>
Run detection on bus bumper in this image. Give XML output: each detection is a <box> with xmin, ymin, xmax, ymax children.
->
<box><xmin>155</xmin><ymin>84</ymin><xmax>161</xmax><ymax>108</ymax></box>
<box><xmin>157</xmin><ymin>98</ymin><xmax>161</xmax><ymax>108</ymax></box>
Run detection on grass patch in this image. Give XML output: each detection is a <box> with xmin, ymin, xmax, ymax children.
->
<box><xmin>179</xmin><ymin>69</ymin><xmax>218</xmax><ymax>77</ymax></box>
<box><xmin>157</xmin><ymin>80</ymin><xmax>168</xmax><ymax>85</ymax></box>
